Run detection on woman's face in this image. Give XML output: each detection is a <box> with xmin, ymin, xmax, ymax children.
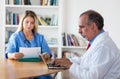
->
<box><xmin>23</xmin><ymin>16</ymin><xmax>35</xmax><ymax>32</ymax></box>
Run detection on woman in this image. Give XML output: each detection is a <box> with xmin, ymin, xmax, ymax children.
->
<box><xmin>5</xmin><ymin>10</ymin><xmax>52</xmax><ymax>79</ymax></box>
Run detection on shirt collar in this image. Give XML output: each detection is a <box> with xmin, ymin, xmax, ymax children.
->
<box><xmin>90</xmin><ymin>29</ymin><xmax>104</xmax><ymax>45</ymax></box>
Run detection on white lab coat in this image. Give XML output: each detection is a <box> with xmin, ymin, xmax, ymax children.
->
<box><xmin>69</xmin><ymin>32</ymin><xmax>120</xmax><ymax>79</ymax></box>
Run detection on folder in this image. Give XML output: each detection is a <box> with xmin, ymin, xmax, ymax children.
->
<box><xmin>18</xmin><ymin>58</ymin><xmax>42</xmax><ymax>62</ymax></box>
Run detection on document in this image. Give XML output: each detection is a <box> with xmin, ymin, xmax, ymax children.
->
<box><xmin>19</xmin><ymin>47</ymin><xmax>41</xmax><ymax>58</ymax></box>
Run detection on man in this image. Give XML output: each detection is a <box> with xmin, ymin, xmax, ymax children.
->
<box><xmin>52</xmin><ymin>10</ymin><xmax>120</xmax><ymax>79</ymax></box>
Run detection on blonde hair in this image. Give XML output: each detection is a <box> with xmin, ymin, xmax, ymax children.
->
<box><xmin>17</xmin><ymin>10</ymin><xmax>38</xmax><ymax>33</ymax></box>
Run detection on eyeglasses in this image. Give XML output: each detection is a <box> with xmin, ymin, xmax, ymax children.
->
<box><xmin>79</xmin><ymin>25</ymin><xmax>85</xmax><ymax>29</ymax></box>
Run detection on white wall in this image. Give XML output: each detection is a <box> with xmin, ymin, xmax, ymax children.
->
<box><xmin>62</xmin><ymin>0</ymin><xmax>120</xmax><ymax>48</ymax></box>
<box><xmin>0</xmin><ymin>0</ymin><xmax>5</xmax><ymax>59</ymax></box>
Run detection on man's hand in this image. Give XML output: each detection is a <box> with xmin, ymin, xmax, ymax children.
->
<box><xmin>51</xmin><ymin>58</ymin><xmax>72</xmax><ymax>68</ymax></box>
<box><xmin>40</xmin><ymin>53</ymin><xmax>50</xmax><ymax>61</ymax></box>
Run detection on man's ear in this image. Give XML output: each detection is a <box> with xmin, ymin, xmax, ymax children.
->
<box><xmin>91</xmin><ymin>22</ymin><xmax>97</xmax><ymax>33</ymax></box>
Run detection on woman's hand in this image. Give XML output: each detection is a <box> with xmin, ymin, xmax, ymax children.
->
<box><xmin>8</xmin><ymin>52</ymin><xmax>24</xmax><ymax>60</ymax></box>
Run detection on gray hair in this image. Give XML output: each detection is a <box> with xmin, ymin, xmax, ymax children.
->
<box><xmin>80</xmin><ymin>10</ymin><xmax>104</xmax><ymax>30</ymax></box>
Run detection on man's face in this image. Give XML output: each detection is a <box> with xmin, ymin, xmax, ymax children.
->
<box><xmin>78</xmin><ymin>15</ymin><xmax>94</xmax><ymax>41</ymax></box>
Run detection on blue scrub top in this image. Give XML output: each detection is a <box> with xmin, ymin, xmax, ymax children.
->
<box><xmin>5</xmin><ymin>31</ymin><xmax>52</xmax><ymax>58</ymax></box>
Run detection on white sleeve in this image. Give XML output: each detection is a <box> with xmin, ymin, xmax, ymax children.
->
<box><xmin>69</xmin><ymin>46</ymin><xmax>117</xmax><ymax>79</ymax></box>
<box><xmin>69</xmin><ymin>57</ymin><xmax>81</xmax><ymax>64</ymax></box>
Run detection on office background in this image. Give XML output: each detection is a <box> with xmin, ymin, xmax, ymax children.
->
<box><xmin>62</xmin><ymin>0</ymin><xmax>120</xmax><ymax>48</ymax></box>
<box><xmin>0</xmin><ymin>0</ymin><xmax>120</xmax><ymax>79</ymax></box>
<box><xmin>0</xmin><ymin>0</ymin><xmax>120</xmax><ymax>59</ymax></box>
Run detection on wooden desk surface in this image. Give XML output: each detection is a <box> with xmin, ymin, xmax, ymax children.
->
<box><xmin>0</xmin><ymin>59</ymin><xmax>62</xmax><ymax>79</ymax></box>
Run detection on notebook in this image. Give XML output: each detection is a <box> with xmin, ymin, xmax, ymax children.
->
<box><xmin>40</xmin><ymin>55</ymin><xmax>68</xmax><ymax>69</ymax></box>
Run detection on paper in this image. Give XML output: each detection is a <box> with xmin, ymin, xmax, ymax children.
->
<box><xmin>19</xmin><ymin>47</ymin><xmax>41</xmax><ymax>58</ymax></box>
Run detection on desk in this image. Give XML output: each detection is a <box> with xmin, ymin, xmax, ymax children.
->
<box><xmin>0</xmin><ymin>59</ymin><xmax>63</xmax><ymax>79</ymax></box>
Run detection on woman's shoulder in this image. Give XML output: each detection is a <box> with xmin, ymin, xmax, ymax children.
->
<box><xmin>34</xmin><ymin>32</ymin><xmax>45</xmax><ymax>41</ymax></box>
<box><xmin>11</xmin><ymin>31</ymin><xmax>21</xmax><ymax>36</ymax></box>
<box><xmin>10</xmin><ymin>31</ymin><xmax>23</xmax><ymax>39</ymax></box>
<box><xmin>34</xmin><ymin>32</ymin><xmax>44</xmax><ymax>37</ymax></box>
